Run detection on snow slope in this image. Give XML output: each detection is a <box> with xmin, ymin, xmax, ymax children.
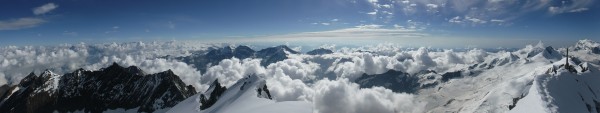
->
<box><xmin>167</xmin><ymin>75</ymin><xmax>312</xmax><ymax>113</ymax></box>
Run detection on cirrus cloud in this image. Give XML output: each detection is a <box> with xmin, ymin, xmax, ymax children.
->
<box><xmin>0</xmin><ymin>18</ymin><xmax>46</xmax><ymax>30</ymax></box>
<box><xmin>33</xmin><ymin>3</ymin><xmax>58</xmax><ymax>15</ymax></box>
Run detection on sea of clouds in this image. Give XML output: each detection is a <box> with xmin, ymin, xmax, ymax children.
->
<box><xmin>0</xmin><ymin>41</ymin><xmax>544</xmax><ymax>113</ymax></box>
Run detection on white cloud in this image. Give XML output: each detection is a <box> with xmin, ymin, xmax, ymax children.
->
<box><xmin>465</xmin><ymin>16</ymin><xmax>487</xmax><ymax>24</ymax></box>
<box><xmin>320</xmin><ymin>23</ymin><xmax>330</xmax><ymax>26</ymax></box>
<box><xmin>569</xmin><ymin>8</ymin><xmax>589</xmax><ymax>12</ymax></box>
<box><xmin>331</xmin><ymin>19</ymin><xmax>339</xmax><ymax>22</ymax></box>
<box><xmin>203</xmin><ymin>58</ymin><xmax>266</xmax><ymax>87</ymax></box>
<box><xmin>359</xmin><ymin>0</ymin><xmax>593</xmax><ymax>26</ymax></box>
<box><xmin>548</xmin><ymin>0</ymin><xmax>593</xmax><ymax>14</ymax></box>
<box><xmin>367</xmin><ymin>0</ymin><xmax>378</xmax><ymax>4</ymax></box>
<box><xmin>401</xmin><ymin>0</ymin><xmax>409</xmax><ymax>4</ymax></box>
<box><xmin>426</xmin><ymin>4</ymin><xmax>438</xmax><ymax>8</ymax></box>
<box><xmin>449</xmin><ymin>16</ymin><xmax>489</xmax><ymax>25</ymax></box>
<box><xmin>380</xmin><ymin>4</ymin><xmax>392</xmax><ymax>8</ymax></box>
<box><xmin>266</xmin><ymin>59</ymin><xmax>319</xmax><ymax>82</ymax></box>
<box><xmin>0</xmin><ymin>18</ymin><xmax>46</xmax><ymax>30</ymax></box>
<box><xmin>366</xmin><ymin>11</ymin><xmax>377</xmax><ymax>15</ymax></box>
<box><xmin>234</xmin><ymin>24</ymin><xmax>427</xmax><ymax>43</ymax></box>
<box><xmin>449</xmin><ymin>16</ymin><xmax>462</xmax><ymax>23</ymax></box>
<box><xmin>33</xmin><ymin>3</ymin><xmax>58</xmax><ymax>15</ymax></box>
<box><xmin>490</xmin><ymin>19</ymin><xmax>505</xmax><ymax>23</ymax></box>
<box><xmin>313</xmin><ymin>78</ymin><xmax>425</xmax><ymax>113</ymax></box>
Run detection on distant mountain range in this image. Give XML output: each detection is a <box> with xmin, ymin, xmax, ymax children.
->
<box><xmin>170</xmin><ymin>45</ymin><xmax>332</xmax><ymax>73</ymax></box>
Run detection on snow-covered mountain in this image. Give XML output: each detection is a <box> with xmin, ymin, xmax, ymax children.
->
<box><xmin>1</xmin><ymin>40</ymin><xmax>599</xmax><ymax>113</ymax></box>
<box><xmin>167</xmin><ymin>74</ymin><xmax>311</xmax><ymax>113</ymax></box>
<box><xmin>0</xmin><ymin>63</ymin><xmax>196</xmax><ymax>113</ymax></box>
<box><xmin>306</xmin><ymin>48</ymin><xmax>334</xmax><ymax>55</ymax></box>
<box><xmin>173</xmin><ymin>45</ymin><xmax>255</xmax><ymax>74</ymax></box>
<box><xmin>173</xmin><ymin>45</ymin><xmax>300</xmax><ymax>73</ymax></box>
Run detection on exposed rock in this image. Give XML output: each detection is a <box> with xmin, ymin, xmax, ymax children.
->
<box><xmin>0</xmin><ymin>62</ymin><xmax>196</xmax><ymax>113</ymax></box>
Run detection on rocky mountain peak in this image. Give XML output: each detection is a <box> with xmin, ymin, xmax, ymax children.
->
<box><xmin>0</xmin><ymin>64</ymin><xmax>197</xmax><ymax>113</ymax></box>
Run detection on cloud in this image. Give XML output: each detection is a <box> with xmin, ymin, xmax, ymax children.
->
<box><xmin>549</xmin><ymin>7</ymin><xmax>589</xmax><ymax>14</ymax></box>
<box><xmin>312</xmin><ymin>78</ymin><xmax>425</xmax><ymax>113</ymax></box>
<box><xmin>490</xmin><ymin>19</ymin><xmax>505</xmax><ymax>23</ymax></box>
<box><xmin>0</xmin><ymin>3</ymin><xmax>60</xmax><ymax>31</ymax></box>
<box><xmin>465</xmin><ymin>16</ymin><xmax>487</xmax><ymax>24</ymax></box>
<box><xmin>231</xmin><ymin>24</ymin><xmax>427</xmax><ymax>43</ymax></box>
<box><xmin>360</xmin><ymin>0</ymin><xmax>594</xmax><ymax>26</ymax></box>
<box><xmin>426</xmin><ymin>4</ymin><xmax>438</xmax><ymax>8</ymax></box>
<box><xmin>449</xmin><ymin>16</ymin><xmax>462</xmax><ymax>23</ymax></box>
<box><xmin>449</xmin><ymin>16</ymin><xmax>496</xmax><ymax>26</ymax></box>
<box><xmin>33</xmin><ymin>3</ymin><xmax>58</xmax><ymax>15</ymax></box>
<box><xmin>202</xmin><ymin>58</ymin><xmax>266</xmax><ymax>87</ymax></box>
<box><xmin>0</xmin><ymin>18</ymin><xmax>46</xmax><ymax>30</ymax></box>
<box><xmin>265</xmin><ymin>59</ymin><xmax>316</xmax><ymax>101</ymax></box>
<box><xmin>366</xmin><ymin>11</ymin><xmax>377</xmax><ymax>15</ymax></box>
<box><xmin>548</xmin><ymin>0</ymin><xmax>593</xmax><ymax>14</ymax></box>
<box><xmin>266</xmin><ymin>59</ymin><xmax>320</xmax><ymax>82</ymax></box>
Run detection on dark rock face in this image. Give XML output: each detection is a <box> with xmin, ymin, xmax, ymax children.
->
<box><xmin>199</xmin><ymin>79</ymin><xmax>227</xmax><ymax>110</ymax></box>
<box><xmin>441</xmin><ymin>71</ymin><xmax>463</xmax><ymax>82</ymax></box>
<box><xmin>233</xmin><ymin>45</ymin><xmax>256</xmax><ymax>59</ymax></box>
<box><xmin>592</xmin><ymin>47</ymin><xmax>600</xmax><ymax>54</ymax></box>
<box><xmin>175</xmin><ymin>45</ymin><xmax>299</xmax><ymax>72</ymax></box>
<box><xmin>198</xmin><ymin>75</ymin><xmax>272</xmax><ymax>110</ymax></box>
<box><xmin>177</xmin><ymin>46</ymin><xmax>240</xmax><ymax>73</ymax></box>
<box><xmin>175</xmin><ymin>45</ymin><xmax>261</xmax><ymax>74</ymax></box>
<box><xmin>256</xmin><ymin>45</ymin><xmax>299</xmax><ymax>66</ymax></box>
<box><xmin>0</xmin><ymin>63</ymin><xmax>197</xmax><ymax>113</ymax></box>
<box><xmin>257</xmin><ymin>84</ymin><xmax>272</xmax><ymax>100</ymax></box>
<box><xmin>306</xmin><ymin>48</ymin><xmax>333</xmax><ymax>55</ymax></box>
<box><xmin>354</xmin><ymin>70</ymin><xmax>421</xmax><ymax>93</ymax></box>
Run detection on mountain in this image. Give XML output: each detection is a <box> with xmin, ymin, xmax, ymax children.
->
<box><xmin>174</xmin><ymin>45</ymin><xmax>256</xmax><ymax>74</ymax></box>
<box><xmin>255</xmin><ymin>45</ymin><xmax>299</xmax><ymax>66</ymax></box>
<box><xmin>174</xmin><ymin>45</ymin><xmax>299</xmax><ymax>73</ymax></box>
<box><xmin>354</xmin><ymin>70</ymin><xmax>421</xmax><ymax>93</ymax></box>
<box><xmin>348</xmin><ymin>41</ymin><xmax>600</xmax><ymax>112</ymax></box>
<box><xmin>0</xmin><ymin>63</ymin><xmax>197</xmax><ymax>113</ymax></box>
<box><xmin>199</xmin><ymin>79</ymin><xmax>227</xmax><ymax>110</ymax></box>
<box><xmin>306</xmin><ymin>48</ymin><xmax>333</xmax><ymax>55</ymax></box>
<box><xmin>167</xmin><ymin>74</ymin><xmax>311</xmax><ymax>113</ymax></box>
<box><xmin>416</xmin><ymin>43</ymin><xmax>600</xmax><ymax>112</ymax></box>
<box><xmin>572</xmin><ymin>39</ymin><xmax>600</xmax><ymax>54</ymax></box>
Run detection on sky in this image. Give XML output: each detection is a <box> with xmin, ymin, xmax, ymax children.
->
<box><xmin>0</xmin><ymin>0</ymin><xmax>599</xmax><ymax>48</ymax></box>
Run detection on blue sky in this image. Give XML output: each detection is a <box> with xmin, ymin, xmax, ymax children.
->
<box><xmin>0</xmin><ymin>0</ymin><xmax>598</xmax><ymax>48</ymax></box>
